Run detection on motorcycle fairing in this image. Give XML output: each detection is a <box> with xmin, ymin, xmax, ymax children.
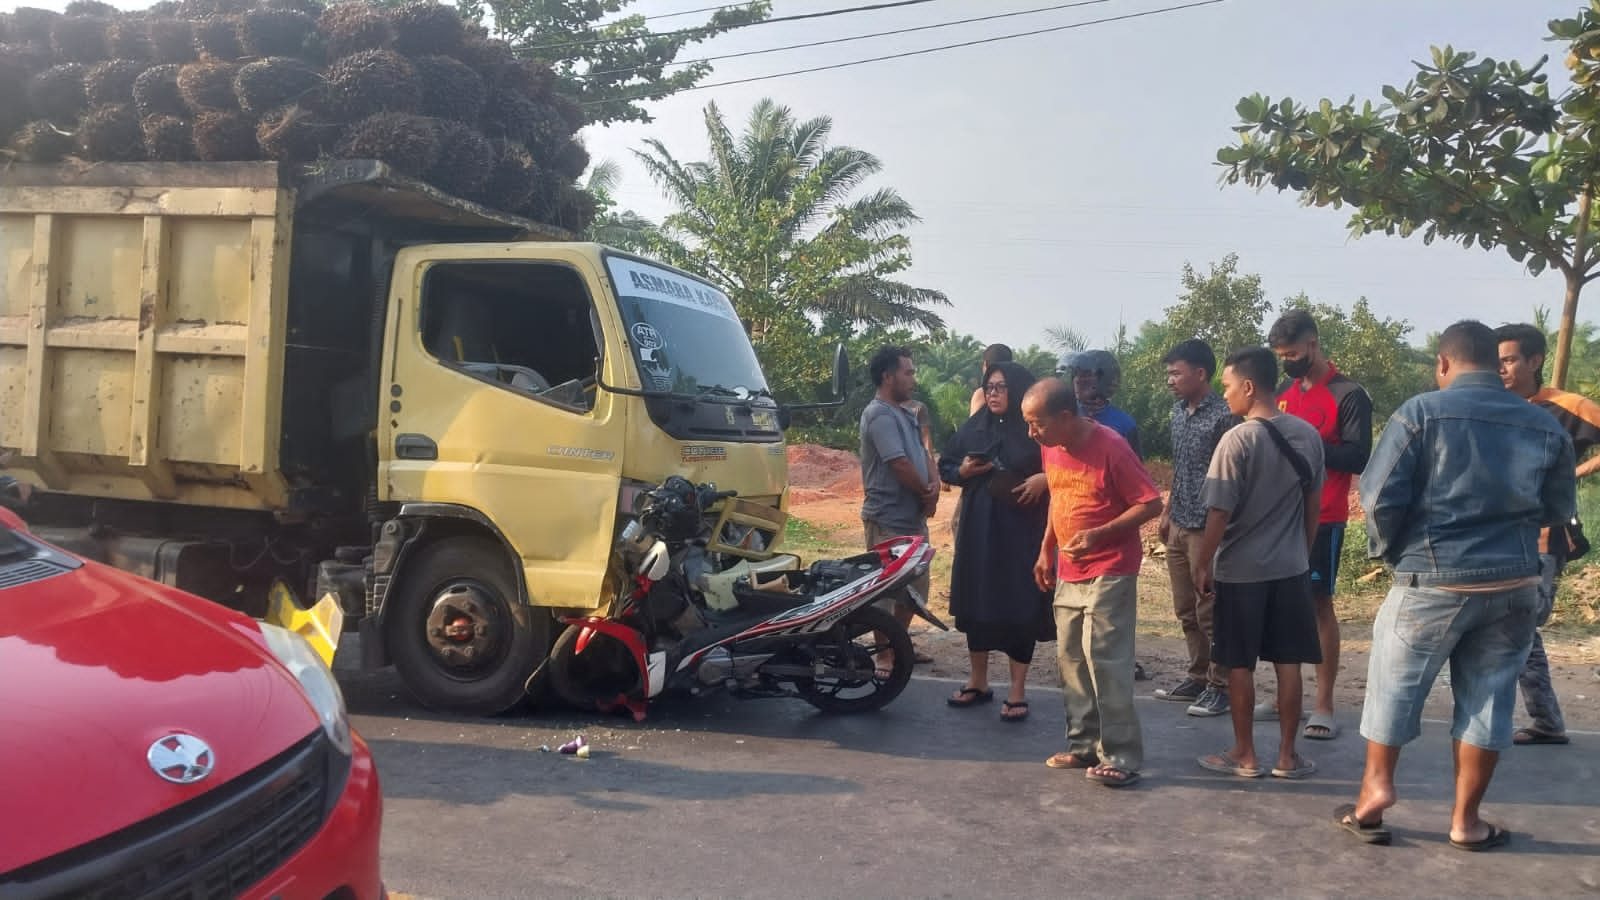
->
<box><xmin>674</xmin><ymin>535</ymin><xmax>933</xmax><ymax>674</ymax></box>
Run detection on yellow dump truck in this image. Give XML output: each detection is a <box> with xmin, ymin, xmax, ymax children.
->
<box><xmin>0</xmin><ymin>160</ymin><xmax>831</xmax><ymax>713</ymax></box>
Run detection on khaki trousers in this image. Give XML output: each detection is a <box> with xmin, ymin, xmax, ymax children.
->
<box><xmin>1165</xmin><ymin>526</ymin><xmax>1226</xmax><ymax>689</ymax></box>
<box><xmin>1054</xmin><ymin>575</ymin><xmax>1144</xmax><ymax>772</ymax></box>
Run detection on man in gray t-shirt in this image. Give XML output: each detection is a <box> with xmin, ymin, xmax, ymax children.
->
<box><xmin>860</xmin><ymin>346</ymin><xmax>939</xmax><ymax>665</ymax></box>
<box><xmin>1192</xmin><ymin>347</ymin><xmax>1325</xmax><ymax>782</ymax></box>
<box><xmin>1206</xmin><ymin>417</ymin><xmax>1325</xmax><ymax>582</ymax></box>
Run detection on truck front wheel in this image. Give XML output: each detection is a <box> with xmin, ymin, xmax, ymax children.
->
<box><xmin>384</xmin><ymin>537</ymin><xmax>546</xmax><ymax>715</ymax></box>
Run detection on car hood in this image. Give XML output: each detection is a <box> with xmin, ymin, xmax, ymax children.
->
<box><xmin>0</xmin><ymin>558</ymin><xmax>321</xmax><ymax>872</ymax></box>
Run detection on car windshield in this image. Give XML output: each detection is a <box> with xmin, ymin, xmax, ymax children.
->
<box><xmin>603</xmin><ymin>255</ymin><xmax>771</xmax><ymax>398</ymax></box>
<box><xmin>0</xmin><ymin>523</ymin><xmax>31</xmax><ymax>562</ymax></box>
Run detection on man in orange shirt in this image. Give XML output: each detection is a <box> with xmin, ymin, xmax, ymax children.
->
<box><xmin>1494</xmin><ymin>323</ymin><xmax>1600</xmax><ymax>746</ymax></box>
<box><xmin>1024</xmin><ymin>378</ymin><xmax>1162</xmax><ymax>789</ymax></box>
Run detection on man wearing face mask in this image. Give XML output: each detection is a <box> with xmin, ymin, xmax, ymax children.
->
<box><xmin>1265</xmin><ymin>310</ymin><xmax>1373</xmax><ymax>742</ymax></box>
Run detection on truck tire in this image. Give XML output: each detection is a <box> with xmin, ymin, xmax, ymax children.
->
<box><xmin>384</xmin><ymin>536</ymin><xmax>546</xmax><ymax>715</ymax></box>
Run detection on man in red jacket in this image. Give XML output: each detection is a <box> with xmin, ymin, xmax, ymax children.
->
<box><xmin>1266</xmin><ymin>311</ymin><xmax>1372</xmax><ymax>742</ymax></box>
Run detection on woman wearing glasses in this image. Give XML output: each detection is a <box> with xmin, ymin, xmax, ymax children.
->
<box><xmin>940</xmin><ymin>361</ymin><xmax>1052</xmax><ymax>721</ymax></box>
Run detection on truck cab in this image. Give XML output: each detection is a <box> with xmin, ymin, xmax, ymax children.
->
<box><xmin>370</xmin><ymin>243</ymin><xmax>795</xmax><ymax>712</ymax></box>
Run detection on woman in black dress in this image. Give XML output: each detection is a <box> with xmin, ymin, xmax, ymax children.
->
<box><xmin>939</xmin><ymin>361</ymin><xmax>1051</xmax><ymax>721</ymax></box>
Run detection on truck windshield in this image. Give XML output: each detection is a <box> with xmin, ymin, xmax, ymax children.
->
<box><xmin>604</xmin><ymin>256</ymin><xmax>771</xmax><ymax>398</ymax></box>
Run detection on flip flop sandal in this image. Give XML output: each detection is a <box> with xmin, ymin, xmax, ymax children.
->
<box><xmin>1271</xmin><ymin>753</ymin><xmax>1317</xmax><ymax>779</ymax></box>
<box><xmin>1513</xmin><ymin>727</ymin><xmax>1570</xmax><ymax>745</ymax></box>
<box><xmin>1045</xmin><ymin>752</ymin><xmax>1098</xmax><ymax>769</ymax></box>
<box><xmin>1333</xmin><ymin>803</ymin><xmax>1392</xmax><ymax>845</ymax></box>
<box><xmin>946</xmin><ymin>687</ymin><xmax>994</xmax><ymax>707</ymax></box>
<box><xmin>1000</xmin><ymin>700</ymin><xmax>1029</xmax><ymax>722</ymax></box>
<box><xmin>1303</xmin><ymin>713</ymin><xmax>1340</xmax><ymax>741</ymax></box>
<box><xmin>1198</xmin><ymin>751</ymin><xmax>1265</xmax><ymax>778</ymax></box>
<box><xmin>1085</xmin><ymin>764</ymin><xmax>1141</xmax><ymax>788</ymax></box>
<box><xmin>1451</xmin><ymin>823</ymin><xmax>1511</xmax><ymax>852</ymax></box>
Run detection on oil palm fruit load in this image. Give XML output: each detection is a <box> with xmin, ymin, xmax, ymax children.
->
<box><xmin>0</xmin><ymin>0</ymin><xmax>596</xmax><ymax>230</ymax></box>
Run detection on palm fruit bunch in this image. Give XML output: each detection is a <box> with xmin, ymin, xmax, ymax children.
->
<box><xmin>0</xmin><ymin>0</ymin><xmax>595</xmax><ymax>229</ymax></box>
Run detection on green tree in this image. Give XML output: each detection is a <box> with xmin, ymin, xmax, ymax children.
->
<box><xmin>635</xmin><ymin>99</ymin><xmax>949</xmax><ymax>394</ymax></box>
<box><xmin>1045</xmin><ymin>325</ymin><xmax>1089</xmax><ymax>354</ymax></box>
<box><xmin>1166</xmin><ymin>254</ymin><xmax>1273</xmax><ymax>355</ymax></box>
<box><xmin>1532</xmin><ymin>305</ymin><xmax>1600</xmax><ymax>394</ymax></box>
<box><xmin>1114</xmin><ymin>320</ymin><xmax>1179</xmax><ymax>459</ymax></box>
<box><xmin>460</xmin><ymin>0</ymin><xmax>773</xmax><ymax>125</ymax></box>
<box><xmin>583</xmin><ymin>159</ymin><xmax>656</xmax><ymax>251</ymax></box>
<box><xmin>1215</xmin><ymin>8</ymin><xmax>1600</xmax><ymax>389</ymax></box>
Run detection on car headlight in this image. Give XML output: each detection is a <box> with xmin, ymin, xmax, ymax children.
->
<box><xmin>260</xmin><ymin>622</ymin><xmax>353</xmax><ymax>757</ymax></box>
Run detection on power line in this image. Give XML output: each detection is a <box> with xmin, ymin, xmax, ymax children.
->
<box><xmin>642</xmin><ymin>2</ymin><xmax>768</xmax><ymax>22</ymax></box>
<box><xmin>582</xmin><ymin>0</ymin><xmax>1117</xmax><ymax>82</ymax></box>
<box><xmin>582</xmin><ymin>0</ymin><xmax>1225</xmax><ymax>105</ymax></box>
<box><xmin>524</xmin><ymin>0</ymin><xmax>953</xmax><ymax>55</ymax></box>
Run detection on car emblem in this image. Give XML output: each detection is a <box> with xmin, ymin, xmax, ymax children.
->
<box><xmin>147</xmin><ymin>734</ymin><xmax>215</xmax><ymax>784</ymax></box>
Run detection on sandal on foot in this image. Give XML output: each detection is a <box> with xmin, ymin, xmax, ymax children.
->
<box><xmin>1085</xmin><ymin>764</ymin><xmax>1140</xmax><ymax>788</ymax></box>
<box><xmin>1045</xmin><ymin>752</ymin><xmax>1098</xmax><ymax>769</ymax></box>
<box><xmin>1271</xmin><ymin>753</ymin><xmax>1317</xmax><ymax>779</ymax></box>
<box><xmin>1198</xmin><ymin>751</ymin><xmax>1265</xmax><ymax>778</ymax></box>
<box><xmin>1000</xmin><ymin>700</ymin><xmax>1029</xmax><ymax>722</ymax></box>
<box><xmin>1451</xmin><ymin>823</ymin><xmax>1512</xmax><ymax>852</ymax></box>
<box><xmin>1334</xmin><ymin>803</ymin><xmax>1392</xmax><ymax>845</ymax></box>
<box><xmin>946</xmin><ymin>687</ymin><xmax>994</xmax><ymax>707</ymax></box>
<box><xmin>1513</xmin><ymin>727</ymin><xmax>1570</xmax><ymax>746</ymax></box>
<box><xmin>1303</xmin><ymin>712</ymin><xmax>1340</xmax><ymax>741</ymax></box>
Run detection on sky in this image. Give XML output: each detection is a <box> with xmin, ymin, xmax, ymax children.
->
<box><xmin>579</xmin><ymin>0</ymin><xmax>1584</xmax><ymax>352</ymax></box>
<box><xmin>13</xmin><ymin>0</ymin><xmax>1585</xmax><ymax>352</ymax></box>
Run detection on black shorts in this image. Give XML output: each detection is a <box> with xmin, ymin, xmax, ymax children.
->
<box><xmin>1308</xmin><ymin>523</ymin><xmax>1346</xmax><ymax>597</ymax></box>
<box><xmin>1212</xmin><ymin>572</ymin><xmax>1323</xmax><ymax>669</ymax></box>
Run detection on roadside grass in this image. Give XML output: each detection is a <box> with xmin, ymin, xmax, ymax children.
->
<box><xmin>1550</xmin><ymin>478</ymin><xmax>1600</xmax><ymax>636</ymax></box>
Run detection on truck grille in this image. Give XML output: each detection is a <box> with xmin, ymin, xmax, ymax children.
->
<box><xmin>0</xmin><ymin>731</ymin><xmax>339</xmax><ymax>900</ymax></box>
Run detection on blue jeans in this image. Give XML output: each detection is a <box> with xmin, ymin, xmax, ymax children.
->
<box><xmin>1360</xmin><ymin>581</ymin><xmax>1538</xmax><ymax>752</ymax></box>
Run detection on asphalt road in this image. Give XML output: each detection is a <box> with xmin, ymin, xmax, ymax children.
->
<box><xmin>339</xmin><ymin>661</ymin><xmax>1600</xmax><ymax>899</ymax></box>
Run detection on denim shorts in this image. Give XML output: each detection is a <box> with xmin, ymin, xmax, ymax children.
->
<box><xmin>1360</xmin><ymin>581</ymin><xmax>1538</xmax><ymax>751</ymax></box>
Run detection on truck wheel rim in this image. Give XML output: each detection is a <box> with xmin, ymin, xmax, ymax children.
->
<box><xmin>423</xmin><ymin>581</ymin><xmax>509</xmax><ymax>677</ymax></box>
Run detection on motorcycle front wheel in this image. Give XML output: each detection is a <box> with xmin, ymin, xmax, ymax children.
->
<box><xmin>796</xmin><ymin>604</ymin><xmax>914</xmax><ymax>714</ymax></box>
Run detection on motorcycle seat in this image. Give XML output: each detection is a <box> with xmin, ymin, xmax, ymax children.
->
<box><xmin>731</xmin><ymin>571</ymin><xmax>816</xmax><ymax>616</ymax></box>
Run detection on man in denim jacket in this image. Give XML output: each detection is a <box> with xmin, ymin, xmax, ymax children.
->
<box><xmin>1336</xmin><ymin>321</ymin><xmax>1575</xmax><ymax>852</ymax></box>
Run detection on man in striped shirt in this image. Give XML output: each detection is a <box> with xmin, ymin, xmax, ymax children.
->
<box><xmin>1493</xmin><ymin>323</ymin><xmax>1600</xmax><ymax>747</ymax></box>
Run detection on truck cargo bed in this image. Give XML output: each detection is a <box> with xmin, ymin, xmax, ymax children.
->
<box><xmin>0</xmin><ymin>160</ymin><xmax>567</xmax><ymax>514</ymax></box>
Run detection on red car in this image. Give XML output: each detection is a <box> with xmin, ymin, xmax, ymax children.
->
<box><xmin>0</xmin><ymin>506</ymin><xmax>384</xmax><ymax>899</ymax></box>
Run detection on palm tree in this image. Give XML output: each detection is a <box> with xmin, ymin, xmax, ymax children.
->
<box><xmin>583</xmin><ymin>159</ymin><xmax>657</xmax><ymax>251</ymax></box>
<box><xmin>634</xmin><ymin>99</ymin><xmax>948</xmax><ymax>338</ymax></box>
<box><xmin>1045</xmin><ymin>325</ymin><xmax>1089</xmax><ymax>355</ymax></box>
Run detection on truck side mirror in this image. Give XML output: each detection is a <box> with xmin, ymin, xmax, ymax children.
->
<box><xmin>831</xmin><ymin>344</ymin><xmax>849</xmax><ymax>399</ymax></box>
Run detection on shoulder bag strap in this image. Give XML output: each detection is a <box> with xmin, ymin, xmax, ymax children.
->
<box><xmin>1256</xmin><ymin>417</ymin><xmax>1314</xmax><ymax>490</ymax></box>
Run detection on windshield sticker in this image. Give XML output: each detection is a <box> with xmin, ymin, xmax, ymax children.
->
<box><xmin>606</xmin><ymin>257</ymin><xmax>739</xmax><ymax>323</ymax></box>
<box><xmin>630</xmin><ymin>322</ymin><xmax>663</xmax><ymax>350</ymax></box>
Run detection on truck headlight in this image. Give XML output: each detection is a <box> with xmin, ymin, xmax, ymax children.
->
<box><xmin>260</xmin><ymin>622</ymin><xmax>354</xmax><ymax>757</ymax></box>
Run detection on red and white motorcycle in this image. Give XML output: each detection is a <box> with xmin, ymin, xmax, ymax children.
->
<box><xmin>544</xmin><ymin>477</ymin><xmax>944</xmax><ymax>720</ymax></box>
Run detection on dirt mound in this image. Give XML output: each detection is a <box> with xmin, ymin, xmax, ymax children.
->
<box><xmin>787</xmin><ymin>444</ymin><xmax>860</xmax><ymax>493</ymax></box>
